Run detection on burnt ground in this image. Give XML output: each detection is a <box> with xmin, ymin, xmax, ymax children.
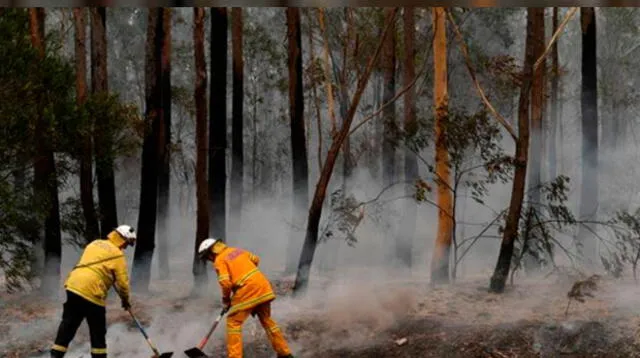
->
<box><xmin>4</xmin><ymin>274</ymin><xmax>640</xmax><ymax>357</ymax></box>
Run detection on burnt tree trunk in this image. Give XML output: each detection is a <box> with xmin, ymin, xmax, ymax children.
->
<box><xmin>399</xmin><ymin>7</ymin><xmax>416</xmax><ymax>269</ymax></box>
<box><xmin>156</xmin><ymin>8</ymin><xmax>172</xmax><ymax>280</ymax></box>
<box><xmin>133</xmin><ymin>8</ymin><xmax>163</xmax><ymax>292</ymax></box>
<box><xmin>578</xmin><ymin>7</ymin><xmax>599</xmax><ymax>265</ymax></box>
<box><xmin>209</xmin><ymin>7</ymin><xmax>228</xmax><ymax>241</ymax></box>
<box><xmin>30</xmin><ymin>7</ymin><xmax>62</xmax><ymax>293</ymax></box>
<box><xmin>74</xmin><ymin>8</ymin><xmax>100</xmax><ymax>243</ymax></box>
<box><xmin>193</xmin><ymin>7</ymin><xmax>209</xmax><ymax>289</ymax></box>
<box><xmin>293</xmin><ymin>9</ymin><xmax>398</xmax><ymax>294</ymax></box>
<box><xmin>430</xmin><ymin>7</ymin><xmax>453</xmax><ymax>284</ymax></box>
<box><xmin>523</xmin><ymin>7</ymin><xmax>545</xmax><ymax>273</ymax></box>
<box><xmin>90</xmin><ymin>7</ymin><xmax>118</xmax><ymax>235</ymax></box>
<box><xmin>489</xmin><ymin>8</ymin><xmax>535</xmax><ymax>294</ymax></box>
<box><xmin>285</xmin><ymin>8</ymin><xmax>308</xmax><ymax>275</ymax></box>
<box><xmin>381</xmin><ymin>8</ymin><xmax>397</xmax><ymax>187</ymax></box>
<box><xmin>230</xmin><ymin>7</ymin><xmax>244</xmax><ymax>238</ymax></box>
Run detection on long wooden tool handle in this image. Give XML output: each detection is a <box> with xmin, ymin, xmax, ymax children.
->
<box><xmin>129</xmin><ymin>310</ymin><xmax>161</xmax><ymax>356</ymax></box>
<box><xmin>198</xmin><ymin>308</ymin><xmax>228</xmax><ymax>349</ymax></box>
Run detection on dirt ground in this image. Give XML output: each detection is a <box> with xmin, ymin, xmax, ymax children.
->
<box><xmin>3</xmin><ymin>273</ymin><xmax>640</xmax><ymax>357</ymax></box>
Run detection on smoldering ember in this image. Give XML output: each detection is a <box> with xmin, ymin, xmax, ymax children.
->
<box><xmin>3</xmin><ymin>6</ymin><xmax>640</xmax><ymax>358</ymax></box>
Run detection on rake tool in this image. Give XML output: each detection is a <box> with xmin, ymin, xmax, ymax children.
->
<box><xmin>184</xmin><ymin>307</ymin><xmax>229</xmax><ymax>358</ymax></box>
<box><xmin>128</xmin><ymin>309</ymin><xmax>174</xmax><ymax>358</ymax></box>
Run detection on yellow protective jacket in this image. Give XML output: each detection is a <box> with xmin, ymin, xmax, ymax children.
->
<box><xmin>64</xmin><ymin>231</ymin><xmax>131</xmax><ymax>307</ymax></box>
<box><xmin>212</xmin><ymin>243</ymin><xmax>275</xmax><ymax>315</ymax></box>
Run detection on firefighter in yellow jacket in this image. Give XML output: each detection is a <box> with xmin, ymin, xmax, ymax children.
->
<box><xmin>50</xmin><ymin>225</ymin><xmax>136</xmax><ymax>358</ymax></box>
<box><xmin>198</xmin><ymin>238</ymin><xmax>294</xmax><ymax>358</ymax></box>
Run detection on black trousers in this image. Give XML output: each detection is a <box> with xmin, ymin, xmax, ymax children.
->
<box><xmin>51</xmin><ymin>290</ymin><xmax>107</xmax><ymax>358</ymax></box>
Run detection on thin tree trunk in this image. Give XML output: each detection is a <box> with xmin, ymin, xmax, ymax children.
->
<box><xmin>156</xmin><ymin>7</ymin><xmax>172</xmax><ymax>280</ymax></box>
<box><xmin>230</xmin><ymin>7</ymin><xmax>244</xmax><ymax>238</ymax></box>
<box><xmin>30</xmin><ymin>7</ymin><xmax>62</xmax><ymax>294</ymax></box>
<box><xmin>209</xmin><ymin>7</ymin><xmax>227</xmax><ymax>240</ymax></box>
<box><xmin>307</xmin><ymin>12</ymin><xmax>323</xmax><ymax>172</ymax></box>
<box><xmin>382</xmin><ymin>8</ymin><xmax>397</xmax><ymax>187</ymax></box>
<box><xmin>369</xmin><ymin>71</ymin><xmax>383</xmax><ymax>180</ymax></box>
<box><xmin>341</xmin><ymin>8</ymin><xmax>355</xmax><ymax>188</ymax></box>
<box><xmin>489</xmin><ymin>8</ymin><xmax>535</xmax><ymax>294</ymax></box>
<box><xmin>193</xmin><ymin>7</ymin><xmax>209</xmax><ymax>290</ymax></box>
<box><xmin>399</xmin><ymin>7</ymin><xmax>417</xmax><ymax>269</ymax></box>
<box><xmin>578</xmin><ymin>7</ymin><xmax>599</xmax><ymax>265</ymax></box>
<box><xmin>133</xmin><ymin>8</ymin><xmax>163</xmax><ymax>292</ymax></box>
<box><xmin>285</xmin><ymin>8</ymin><xmax>309</xmax><ymax>275</ymax></box>
<box><xmin>74</xmin><ymin>8</ymin><xmax>100</xmax><ymax>243</ymax></box>
<box><xmin>293</xmin><ymin>9</ymin><xmax>398</xmax><ymax>294</ymax></box>
<box><xmin>430</xmin><ymin>7</ymin><xmax>453</xmax><ymax>284</ymax></box>
<box><xmin>317</xmin><ymin>8</ymin><xmax>337</xmax><ymax>136</ymax></box>
<box><xmin>523</xmin><ymin>7</ymin><xmax>545</xmax><ymax>273</ymax></box>
<box><xmin>548</xmin><ymin>7</ymin><xmax>559</xmax><ymax>181</ymax></box>
<box><xmin>90</xmin><ymin>7</ymin><xmax>118</xmax><ymax>236</ymax></box>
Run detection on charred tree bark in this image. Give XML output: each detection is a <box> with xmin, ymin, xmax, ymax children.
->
<box><xmin>156</xmin><ymin>8</ymin><xmax>172</xmax><ymax>280</ymax></box>
<box><xmin>489</xmin><ymin>8</ymin><xmax>535</xmax><ymax>294</ymax></box>
<box><xmin>133</xmin><ymin>8</ymin><xmax>163</xmax><ymax>292</ymax></box>
<box><xmin>399</xmin><ymin>7</ymin><xmax>417</xmax><ymax>269</ymax></box>
<box><xmin>548</xmin><ymin>7</ymin><xmax>559</xmax><ymax>182</ymax></box>
<box><xmin>30</xmin><ymin>7</ymin><xmax>62</xmax><ymax>293</ymax></box>
<box><xmin>381</xmin><ymin>8</ymin><xmax>397</xmax><ymax>187</ymax></box>
<box><xmin>230</xmin><ymin>7</ymin><xmax>244</xmax><ymax>238</ymax></box>
<box><xmin>293</xmin><ymin>9</ymin><xmax>398</xmax><ymax>294</ymax></box>
<box><xmin>430</xmin><ymin>7</ymin><xmax>453</xmax><ymax>284</ymax></box>
<box><xmin>209</xmin><ymin>8</ymin><xmax>227</xmax><ymax>241</ymax></box>
<box><xmin>90</xmin><ymin>7</ymin><xmax>118</xmax><ymax>235</ymax></box>
<box><xmin>193</xmin><ymin>7</ymin><xmax>209</xmax><ymax>289</ymax></box>
<box><xmin>578</xmin><ymin>7</ymin><xmax>599</xmax><ymax>264</ymax></box>
<box><xmin>285</xmin><ymin>8</ymin><xmax>308</xmax><ymax>275</ymax></box>
<box><xmin>74</xmin><ymin>8</ymin><xmax>100</xmax><ymax>243</ymax></box>
<box><xmin>523</xmin><ymin>7</ymin><xmax>545</xmax><ymax>273</ymax></box>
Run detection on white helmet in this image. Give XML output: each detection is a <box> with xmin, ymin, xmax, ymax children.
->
<box><xmin>197</xmin><ymin>238</ymin><xmax>218</xmax><ymax>259</ymax></box>
<box><xmin>115</xmin><ymin>225</ymin><xmax>136</xmax><ymax>246</ymax></box>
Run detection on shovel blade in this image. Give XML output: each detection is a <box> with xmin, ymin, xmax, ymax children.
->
<box><xmin>184</xmin><ymin>347</ymin><xmax>209</xmax><ymax>358</ymax></box>
<box><xmin>158</xmin><ymin>353</ymin><xmax>174</xmax><ymax>358</ymax></box>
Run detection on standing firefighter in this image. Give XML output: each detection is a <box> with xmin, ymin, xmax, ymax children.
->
<box><xmin>198</xmin><ymin>238</ymin><xmax>294</xmax><ymax>358</ymax></box>
<box><xmin>50</xmin><ymin>225</ymin><xmax>136</xmax><ymax>358</ymax></box>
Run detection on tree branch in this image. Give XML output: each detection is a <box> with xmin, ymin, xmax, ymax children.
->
<box><xmin>533</xmin><ymin>7</ymin><xmax>579</xmax><ymax>71</ymax></box>
<box><xmin>446</xmin><ymin>9</ymin><xmax>517</xmax><ymax>141</ymax></box>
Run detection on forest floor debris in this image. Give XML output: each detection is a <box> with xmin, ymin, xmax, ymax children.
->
<box><xmin>3</xmin><ymin>273</ymin><xmax>640</xmax><ymax>357</ymax></box>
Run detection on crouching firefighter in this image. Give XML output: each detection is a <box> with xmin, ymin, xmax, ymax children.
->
<box><xmin>50</xmin><ymin>225</ymin><xmax>136</xmax><ymax>358</ymax></box>
<box><xmin>198</xmin><ymin>238</ymin><xmax>294</xmax><ymax>358</ymax></box>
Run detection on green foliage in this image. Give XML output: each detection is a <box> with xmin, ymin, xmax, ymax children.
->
<box><xmin>0</xmin><ymin>177</ymin><xmax>40</xmax><ymax>292</ymax></box>
<box><xmin>511</xmin><ymin>176</ymin><xmax>575</xmax><ymax>270</ymax></box>
<box><xmin>320</xmin><ymin>189</ymin><xmax>365</xmax><ymax>247</ymax></box>
<box><xmin>410</xmin><ymin>108</ymin><xmax>511</xmax><ymax>205</ymax></box>
<box><xmin>0</xmin><ymin>9</ymin><xmax>140</xmax><ymax>288</ymax></box>
<box><xmin>0</xmin><ymin>9</ymin><xmax>73</xmax><ymax>290</ymax></box>
<box><xmin>601</xmin><ymin>209</ymin><xmax>640</xmax><ymax>280</ymax></box>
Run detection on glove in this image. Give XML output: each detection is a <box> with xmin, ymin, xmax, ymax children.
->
<box><xmin>222</xmin><ymin>297</ymin><xmax>231</xmax><ymax>311</ymax></box>
<box><xmin>121</xmin><ymin>300</ymin><xmax>131</xmax><ymax>311</ymax></box>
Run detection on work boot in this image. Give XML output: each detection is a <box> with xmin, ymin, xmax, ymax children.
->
<box><xmin>277</xmin><ymin>355</ymin><xmax>294</xmax><ymax>358</ymax></box>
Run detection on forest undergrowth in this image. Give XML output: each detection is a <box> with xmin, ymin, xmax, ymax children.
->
<box><xmin>3</xmin><ymin>272</ymin><xmax>640</xmax><ymax>357</ymax></box>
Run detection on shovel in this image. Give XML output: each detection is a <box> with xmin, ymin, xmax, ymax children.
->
<box><xmin>184</xmin><ymin>307</ymin><xmax>229</xmax><ymax>358</ymax></box>
<box><xmin>128</xmin><ymin>309</ymin><xmax>174</xmax><ymax>358</ymax></box>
